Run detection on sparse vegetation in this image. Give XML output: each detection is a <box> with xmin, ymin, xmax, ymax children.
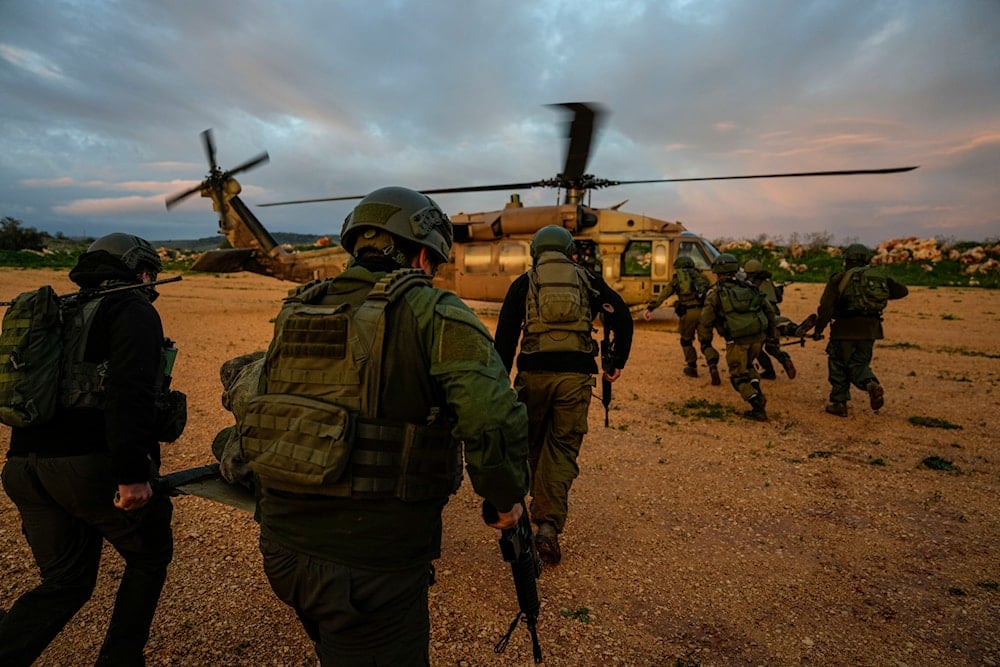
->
<box><xmin>921</xmin><ymin>456</ymin><xmax>958</xmax><ymax>471</ymax></box>
<box><xmin>909</xmin><ymin>416</ymin><xmax>962</xmax><ymax>430</ymax></box>
<box><xmin>559</xmin><ymin>606</ymin><xmax>591</xmax><ymax>623</ymax></box>
<box><xmin>669</xmin><ymin>398</ymin><xmax>731</xmax><ymax>420</ymax></box>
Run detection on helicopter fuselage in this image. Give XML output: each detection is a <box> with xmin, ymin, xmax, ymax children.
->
<box><xmin>190</xmin><ymin>181</ymin><xmax>719</xmax><ymax>312</ymax></box>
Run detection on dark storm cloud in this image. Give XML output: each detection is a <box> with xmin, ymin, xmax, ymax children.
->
<box><xmin>1</xmin><ymin>0</ymin><xmax>997</xmax><ymax>245</ymax></box>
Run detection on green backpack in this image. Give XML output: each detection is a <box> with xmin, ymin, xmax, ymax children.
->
<box><xmin>675</xmin><ymin>267</ymin><xmax>708</xmax><ymax>305</ymax></box>
<box><xmin>0</xmin><ymin>288</ymin><xmax>107</xmax><ymax>427</ymax></box>
<box><xmin>0</xmin><ymin>286</ymin><xmax>66</xmax><ymax>427</ymax></box>
<box><xmin>838</xmin><ymin>266</ymin><xmax>890</xmax><ymax>315</ymax></box>
<box><xmin>1</xmin><ymin>286</ymin><xmax>185</xmax><ymax>440</ymax></box>
<box><xmin>716</xmin><ymin>281</ymin><xmax>768</xmax><ymax>340</ymax></box>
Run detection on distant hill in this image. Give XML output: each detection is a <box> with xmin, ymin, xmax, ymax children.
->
<box><xmin>153</xmin><ymin>232</ymin><xmax>339</xmax><ymax>251</ymax></box>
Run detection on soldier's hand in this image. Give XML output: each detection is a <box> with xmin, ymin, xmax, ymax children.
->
<box><xmin>487</xmin><ymin>502</ymin><xmax>523</xmax><ymax>531</ymax></box>
<box><xmin>114</xmin><ymin>482</ymin><xmax>153</xmax><ymax>511</ymax></box>
<box><xmin>642</xmin><ymin>308</ymin><xmax>653</xmax><ymax>322</ymax></box>
<box><xmin>812</xmin><ymin>331</ymin><xmax>824</xmax><ymax>341</ymax></box>
<box><xmin>604</xmin><ymin>368</ymin><xmax>622</xmax><ymax>383</ymax></box>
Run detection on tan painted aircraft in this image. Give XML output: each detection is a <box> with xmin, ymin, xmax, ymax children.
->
<box><xmin>166</xmin><ymin>103</ymin><xmax>916</xmax><ymax>310</ymax></box>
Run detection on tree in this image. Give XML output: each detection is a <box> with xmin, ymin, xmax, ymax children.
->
<box><xmin>0</xmin><ymin>217</ymin><xmax>50</xmax><ymax>251</ymax></box>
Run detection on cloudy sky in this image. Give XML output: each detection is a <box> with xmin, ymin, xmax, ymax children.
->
<box><xmin>1</xmin><ymin>0</ymin><xmax>997</xmax><ymax>246</ymax></box>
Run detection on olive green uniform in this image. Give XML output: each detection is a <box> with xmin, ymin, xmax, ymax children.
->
<box><xmin>698</xmin><ymin>278</ymin><xmax>777</xmax><ymax>405</ymax></box>
<box><xmin>813</xmin><ymin>270</ymin><xmax>908</xmax><ymax>405</ymax></box>
<box><xmin>256</xmin><ymin>262</ymin><xmax>530</xmax><ymax>665</ymax></box>
<box><xmin>495</xmin><ymin>268</ymin><xmax>633</xmax><ymax>537</ymax></box>
<box><xmin>747</xmin><ymin>273</ymin><xmax>793</xmax><ymax>377</ymax></box>
<box><xmin>647</xmin><ymin>269</ymin><xmax>719</xmax><ymax>369</ymax></box>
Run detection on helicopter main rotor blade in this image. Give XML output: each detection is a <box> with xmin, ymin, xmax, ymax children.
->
<box><xmin>223</xmin><ymin>152</ymin><xmax>270</xmax><ymax>179</ymax></box>
<box><xmin>607</xmin><ymin>166</ymin><xmax>919</xmax><ymax>187</ymax></box>
<box><xmin>201</xmin><ymin>129</ymin><xmax>218</xmax><ymax>172</ymax></box>
<box><xmin>554</xmin><ymin>102</ymin><xmax>604</xmax><ymax>180</ymax></box>
<box><xmin>165</xmin><ymin>182</ymin><xmax>207</xmax><ymax>209</ymax></box>
<box><xmin>258</xmin><ymin>180</ymin><xmax>546</xmax><ymax>207</ymax></box>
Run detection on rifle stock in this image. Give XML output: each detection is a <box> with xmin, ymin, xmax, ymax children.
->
<box><xmin>482</xmin><ymin>500</ymin><xmax>543</xmax><ymax>663</ymax></box>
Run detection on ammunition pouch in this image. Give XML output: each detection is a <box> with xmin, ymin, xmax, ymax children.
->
<box><xmin>673</xmin><ymin>302</ymin><xmax>687</xmax><ymax>317</ymax></box>
<box><xmin>242</xmin><ymin>393</ymin><xmax>460</xmax><ymax>501</ymax></box>
<box><xmin>154</xmin><ymin>389</ymin><xmax>187</xmax><ymax>443</ymax></box>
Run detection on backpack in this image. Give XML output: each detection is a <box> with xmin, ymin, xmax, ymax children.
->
<box><xmin>675</xmin><ymin>267</ymin><xmax>708</xmax><ymax>306</ymax></box>
<box><xmin>715</xmin><ymin>281</ymin><xmax>768</xmax><ymax>340</ymax></box>
<box><xmin>0</xmin><ymin>286</ymin><xmax>66</xmax><ymax>427</ymax></box>
<box><xmin>837</xmin><ymin>266</ymin><xmax>890</xmax><ymax>315</ymax></box>
<box><xmin>240</xmin><ymin>269</ymin><xmax>460</xmax><ymax>500</ymax></box>
<box><xmin>522</xmin><ymin>251</ymin><xmax>597</xmax><ymax>356</ymax></box>
<box><xmin>1</xmin><ymin>285</ymin><xmax>186</xmax><ymax>440</ymax></box>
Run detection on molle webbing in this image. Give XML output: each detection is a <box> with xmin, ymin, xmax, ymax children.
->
<box><xmin>246</xmin><ymin>269</ymin><xmax>461</xmax><ymax>500</ymax></box>
<box><xmin>522</xmin><ymin>252</ymin><xmax>596</xmax><ymax>355</ymax></box>
<box><xmin>59</xmin><ymin>297</ymin><xmax>107</xmax><ymax>410</ymax></box>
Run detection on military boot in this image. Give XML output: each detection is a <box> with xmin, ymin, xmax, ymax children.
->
<box><xmin>708</xmin><ymin>364</ymin><xmax>721</xmax><ymax>386</ymax></box>
<box><xmin>867</xmin><ymin>381</ymin><xmax>885</xmax><ymax>411</ymax></box>
<box><xmin>683</xmin><ymin>364</ymin><xmax>698</xmax><ymax>378</ymax></box>
<box><xmin>757</xmin><ymin>355</ymin><xmax>776</xmax><ymax>380</ymax></box>
<box><xmin>744</xmin><ymin>396</ymin><xmax>768</xmax><ymax>421</ymax></box>
<box><xmin>534</xmin><ymin>522</ymin><xmax>561</xmax><ymax>565</ymax></box>
<box><xmin>780</xmin><ymin>355</ymin><xmax>797</xmax><ymax>379</ymax></box>
<box><xmin>825</xmin><ymin>401</ymin><xmax>848</xmax><ymax>417</ymax></box>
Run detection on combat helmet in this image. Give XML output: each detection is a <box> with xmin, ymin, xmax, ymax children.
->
<box><xmin>843</xmin><ymin>243</ymin><xmax>871</xmax><ymax>265</ymax></box>
<box><xmin>340</xmin><ymin>186</ymin><xmax>453</xmax><ymax>264</ymax></box>
<box><xmin>743</xmin><ymin>258</ymin><xmax>763</xmax><ymax>274</ymax></box>
<box><xmin>711</xmin><ymin>253</ymin><xmax>740</xmax><ymax>275</ymax></box>
<box><xmin>530</xmin><ymin>225</ymin><xmax>576</xmax><ymax>260</ymax></box>
<box><xmin>673</xmin><ymin>255</ymin><xmax>695</xmax><ymax>270</ymax></box>
<box><xmin>88</xmin><ymin>233</ymin><xmax>163</xmax><ymax>273</ymax></box>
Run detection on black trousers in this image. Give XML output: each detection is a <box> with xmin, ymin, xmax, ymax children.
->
<box><xmin>0</xmin><ymin>453</ymin><xmax>173</xmax><ymax>667</ymax></box>
<box><xmin>260</xmin><ymin>536</ymin><xmax>431</xmax><ymax>666</ymax></box>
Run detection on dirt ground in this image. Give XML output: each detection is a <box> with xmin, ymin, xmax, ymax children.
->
<box><xmin>1</xmin><ymin>268</ymin><xmax>998</xmax><ymax>667</ymax></box>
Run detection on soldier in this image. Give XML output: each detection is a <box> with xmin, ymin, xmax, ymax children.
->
<box><xmin>643</xmin><ymin>256</ymin><xmax>721</xmax><ymax>384</ymax></box>
<box><xmin>495</xmin><ymin>225</ymin><xmax>633</xmax><ymax>565</ymax></box>
<box><xmin>241</xmin><ymin>186</ymin><xmax>530</xmax><ymax>665</ymax></box>
<box><xmin>698</xmin><ymin>253</ymin><xmax>778</xmax><ymax>421</ymax></box>
<box><xmin>811</xmin><ymin>243</ymin><xmax>908</xmax><ymax>417</ymax></box>
<box><xmin>743</xmin><ymin>258</ymin><xmax>797</xmax><ymax>380</ymax></box>
<box><xmin>0</xmin><ymin>233</ymin><xmax>175</xmax><ymax>666</ymax></box>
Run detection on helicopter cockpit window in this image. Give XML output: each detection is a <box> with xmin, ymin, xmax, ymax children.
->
<box><xmin>679</xmin><ymin>241</ymin><xmax>714</xmax><ymax>271</ymax></box>
<box><xmin>498</xmin><ymin>241</ymin><xmax>529</xmax><ymax>275</ymax></box>
<box><xmin>622</xmin><ymin>241</ymin><xmax>652</xmax><ymax>276</ymax></box>
<box><xmin>463</xmin><ymin>244</ymin><xmax>493</xmax><ymax>274</ymax></box>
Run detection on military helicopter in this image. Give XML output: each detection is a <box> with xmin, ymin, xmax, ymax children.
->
<box><xmin>166</xmin><ymin>103</ymin><xmax>916</xmax><ymax>309</ymax></box>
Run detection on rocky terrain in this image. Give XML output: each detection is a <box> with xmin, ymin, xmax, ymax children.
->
<box><xmin>1</xmin><ymin>268</ymin><xmax>997</xmax><ymax>666</ymax></box>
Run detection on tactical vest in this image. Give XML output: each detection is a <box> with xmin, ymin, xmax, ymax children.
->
<box><xmin>715</xmin><ymin>280</ymin><xmax>768</xmax><ymax>340</ymax></box>
<box><xmin>675</xmin><ymin>268</ymin><xmax>708</xmax><ymax>306</ymax></box>
<box><xmin>521</xmin><ymin>251</ymin><xmax>597</xmax><ymax>356</ymax></box>
<box><xmin>240</xmin><ymin>269</ymin><xmax>462</xmax><ymax>501</ymax></box>
<box><xmin>837</xmin><ymin>266</ymin><xmax>890</xmax><ymax>316</ymax></box>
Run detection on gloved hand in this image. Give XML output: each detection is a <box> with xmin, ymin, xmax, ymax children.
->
<box><xmin>812</xmin><ymin>330</ymin><xmax>824</xmax><ymax>341</ymax></box>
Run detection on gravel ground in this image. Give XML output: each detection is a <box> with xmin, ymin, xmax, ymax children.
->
<box><xmin>1</xmin><ymin>269</ymin><xmax>998</xmax><ymax>666</ymax></box>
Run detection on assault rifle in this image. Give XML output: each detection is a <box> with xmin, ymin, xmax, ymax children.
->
<box><xmin>150</xmin><ymin>463</ymin><xmax>222</xmax><ymax>496</ymax></box>
<box><xmin>1</xmin><ymin>275</ymin><xmax>183</xmax><ymax>307</ymax></box>
<box><xmin>599</xmin><ymin>315</ymin><xmax>615</xmax><ymax>427</ymax></box>
<box><xmin>63</xmin><ymin>275</ymin><xmax>183</xmax><ymax>304</ymax></box>
<box><xmin>482</xmin><ymin>500</ymin><xmax>543</xmax><ymax>663</ymax></box>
